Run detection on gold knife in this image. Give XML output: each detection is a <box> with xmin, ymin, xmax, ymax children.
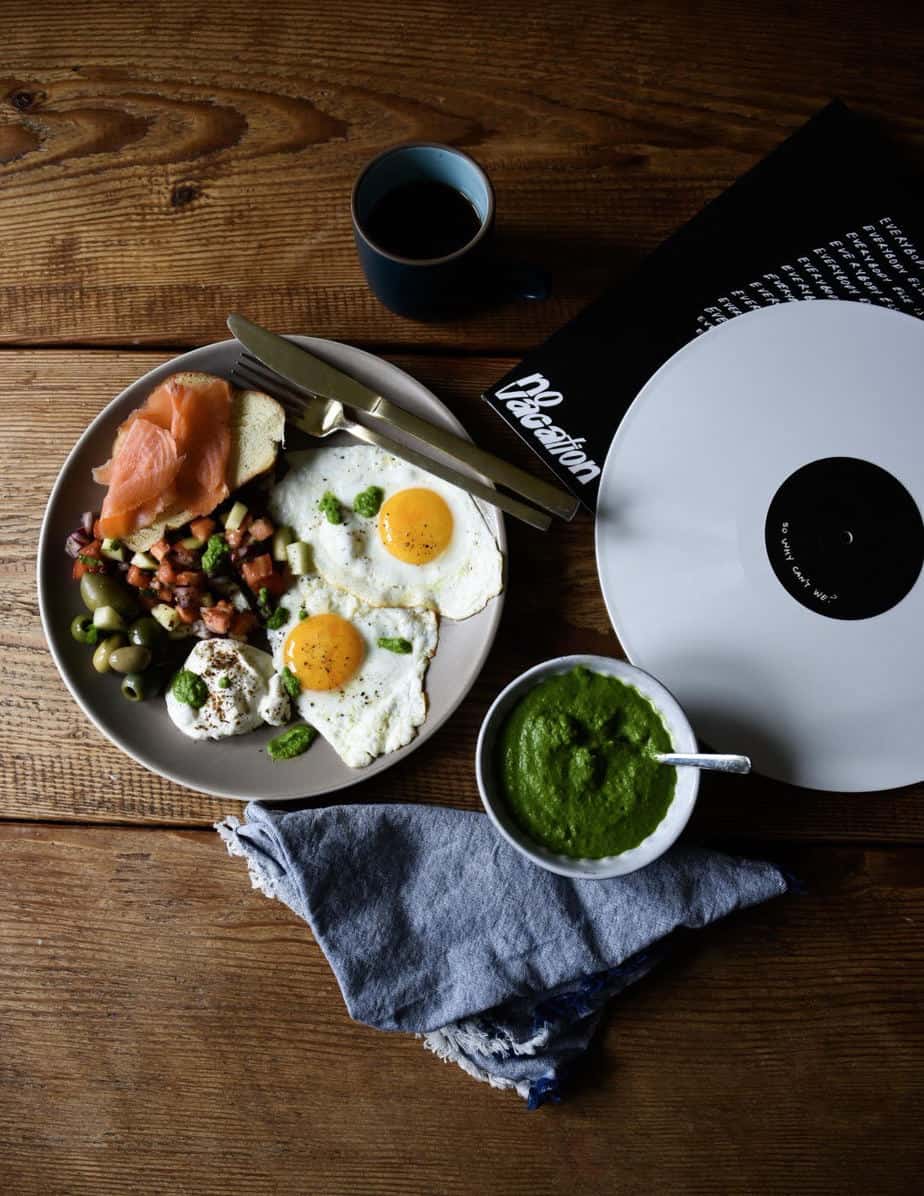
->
<box><xmin>227</xmin><ymin>313</ymin><xmax>580</xmax><ymax>521</ymax></box>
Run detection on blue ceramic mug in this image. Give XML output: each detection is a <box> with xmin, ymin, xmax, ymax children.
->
<box><xmin>351</xmin><ymin>143</ymin><xmax>547</xmax><ymax>319</ymax></box>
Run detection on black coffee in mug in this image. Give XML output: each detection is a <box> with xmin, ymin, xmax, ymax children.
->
<box><xmin>352</xmin><ymin>142</ymin><xmax>547</xmax><ymax>319</ymax></box>
<box><xmin>364</xmin><ymin>180</ymin><xmax>482</xmax><ymax>261</ymax></box>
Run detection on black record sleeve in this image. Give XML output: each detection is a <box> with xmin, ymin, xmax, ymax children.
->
<box><xmin>484</xmin><ymin>101</ymin><xmax>924</xmax><ymax>511</ymax></box>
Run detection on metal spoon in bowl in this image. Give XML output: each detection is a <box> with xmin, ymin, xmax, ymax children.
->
<box><xmin>655</xmin><ymin>752</ymin><xmax>751</xmax><ymax>774</ymax></box>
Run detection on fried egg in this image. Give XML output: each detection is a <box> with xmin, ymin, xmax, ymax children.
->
<box><xmin>267</xmin><ymin>576</ymin><xmax>438</xmax><ymax>768</ymax></box>
<box><xmin>269</xmin><ymin>446</ymin><xmax>503</xmax><ymax>620</ymax></box>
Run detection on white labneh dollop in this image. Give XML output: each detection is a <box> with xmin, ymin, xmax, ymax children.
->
<box><xmin>166</xmin><ymin>640</ymin><xmax>290</xmax><ymax>741</ymax></box>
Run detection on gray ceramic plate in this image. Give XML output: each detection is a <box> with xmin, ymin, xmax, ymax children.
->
<box><xmin>38</xmin><ymin>337</ymin><xmax>506</xmax><ymax>801</ymax></box>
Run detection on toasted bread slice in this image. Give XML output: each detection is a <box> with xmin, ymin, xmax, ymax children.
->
<box><xmin>123</xmin><ymin>380</ymin><xmax>285</xmax><ymax>552</ymax></box>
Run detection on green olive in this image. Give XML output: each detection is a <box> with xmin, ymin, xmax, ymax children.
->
<box><xmin>120</xmin><ymin>674</ymin><xmax>144</xmax><ymax>702</ymax></box>
<box><xmin>92</xmin><ymin>633</ymin><xmax>126</xmax><ymax>674</ymax></box>
<box><xmin>118</xmin><ymin>674</ymin><xmax>153</xmax><ymax>698</ymax></box>
<box><xmin>80</xmin><ymin>572</ymin><xmax>137</xmax><ymax>616</ymax></box>
<box><xmin>127</xmin><ymin>616</ymin><xmax>165</xmax><ymax>651</ymax></box>
<box><xmin>120</xmin><ymin>668</ymin><xmax>164</xmax><ymax>702</ymax></box>
<box><xmin>108</xmin><ymin>645</ymin><xmax>152</xmax><ymax>675</ymax></box>
<box><xmin>70</xmin><ymin>613</ymin><xmax>97</xmax><ymax>644</ymax></box>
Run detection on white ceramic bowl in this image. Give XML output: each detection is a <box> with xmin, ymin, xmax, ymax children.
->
<box><xmin>475</xmin><ymin>655</ymin><xmax>699</xmax><ymax>879</ymax></box>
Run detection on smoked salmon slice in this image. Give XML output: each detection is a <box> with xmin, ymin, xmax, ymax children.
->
<box><xmin>96</xmin><ymin>419</ymin><xmax>183</xmax><ymax>540</ymax></box>
<box><xmin>94</xmin><ymin>374</ymin><xmax>232</xmax><ymax>540</ymax></box>
<box><xmin>164</xmin><ymin>375</ymin><xmax>232</xmax><ymax>515</ymax></box>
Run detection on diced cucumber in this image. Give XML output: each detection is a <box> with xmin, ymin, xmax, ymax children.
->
<box><xmin>92</xmin><ymin>605</ymin><xmax>125</xmax><ymax>632</ymax></box>
<box><xmin>272</xmin><ymin>525</ymin><xmax>294</xmax><ymax>562</ymax></box>
<box><xmin>101</xmin><ymin>537</ymin><xmax>121</xmax><ymax>551</ymax></box>
<box><xmin>286</xmin><ymin>540</ymin><xmax>312</xmax><ymax>576</ymax></box>
<box><xmin>229</xmin><ymin>586</ymin><xmax>250</xmax><ymax>612</ymax></box>
<box><xmin>151</xmin><ymin>603</ymin><xmax>181</xmax><ymax>632</ymax></box>
<box><xmin>101</xmin><ymin>538</ymin><xmax>126</xmax><ymax>562</ymax></box>
<box><xmin>224</xmin><ymin>501</ymin><xmax>248</xmax><ymax>531</ymax></box>
<box><xmin>179</xmin><ymin>535</ymin><xmax>204</xmax><ymax>550</ymax></box>
<box><xmin>130</xmin><ymin>551</ymin><xmax>158</xmax><ymax>570</ymax></box>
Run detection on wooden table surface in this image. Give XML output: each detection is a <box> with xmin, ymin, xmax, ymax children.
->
<box><xmin>2</xmin><ymin>2</ymin><xmax>923</xmax><ymax>1192</ymax></box>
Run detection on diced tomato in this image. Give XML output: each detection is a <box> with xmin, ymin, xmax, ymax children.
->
<box><xmin>150</xmin><ymin>538</ymin><xmax>172</xmax><ymax>562</ymax></box>
<box><xmin>241</xmin><ymin>554</ymin><xmax>274</xmax><ymax>591</ymax></box>
<box><xmin>176</xmin><ymin>603</ymin><xmax>199</xmax><ymax>625</ymax></box>
<box><xmin>259</xmin><ymin>569</ymin><xmax>289</xmax><ymax>598</ymax></box>
<box><xmin>248</xmin><ymin>516</ymin><xmax>274</xmax><ymax>542</ymax></box>
<box><xmin>230</xmin><ymin>610</ymin><xmax>258</xmax><ymax>639</ymax></box>
<box><xmin>189</xmin><ymin>517</ymin><xmax>216</xmax><ymax>541</ymax></box>
<box><xmin>225</xmin><ymin>528</ymin><xmax>246</xmax><ymax>550</ymax></box>
<box><xmin>175</xmin><ymin>570</ymin><xmax>204</xmax><ymax>588</ymax></box>
<box><xmin>201</xmin><ymin>604</ymin><xmax>233</xmax><ymax>634</ymax></box>
<box><xmin>156</xmin><ymin>561</ymin><xmax>177</xmax><ymax>585</ymax></box>
<box><xmin>72</xmin><ymin>539</ymin><xmax>106</xmax><ymax>579</ymax></box>
<box><xmin>126</xmin><ymin>565</ymin><xmax>149</xmax><ymax>588</ymax></box>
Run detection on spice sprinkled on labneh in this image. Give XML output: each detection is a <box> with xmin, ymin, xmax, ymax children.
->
<box><xmin>165</xmin><ymin>640</ymin><xmax>290</xmax><ymax>741</ymax></box>
<box><xmin>198</xmin><ymin>645</ymin><xmax>247</xmax><ymax>719</ymax></box>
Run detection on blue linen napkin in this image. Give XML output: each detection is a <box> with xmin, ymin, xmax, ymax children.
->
<box><xmin>217</xmin><ymin>802</ymin><xmax>786</xmax><ymax>1107</ymax></box>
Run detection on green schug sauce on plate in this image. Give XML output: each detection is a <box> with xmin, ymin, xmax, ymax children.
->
<box><xmin>497</xmin><ymin>666</ymin><xmax>676</xmax><ymax>859</ymax></box>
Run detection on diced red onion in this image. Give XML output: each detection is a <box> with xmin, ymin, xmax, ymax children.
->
<box><xmin>172</xmin><ymin>545</ymin><xmax>198</xmax><ymax>569</ymax></box>
<box><xmin>174</xmin><ymin>586</ymin><xmax>199</xmax><ymax>609</ymax></box>
<box><xmin>80</xmin><ymin>511</ymin><xmax>95</xmax><ymax>535</ymax></box>
<box><xmin>65</xmin><ymin>529</ymin><xmax>91</xmax><ymax>558</ymax></box>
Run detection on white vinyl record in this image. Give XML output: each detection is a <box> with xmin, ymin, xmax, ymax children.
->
<box><xmin>595</xmin><ymin>300</ymin><xmax>924</xmax><ymax>792</ymax></box>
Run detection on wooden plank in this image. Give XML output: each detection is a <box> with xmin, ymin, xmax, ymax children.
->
<box><xmin>0</xmin><ymin>824</ymin><xmax>921</xmax><ymax>1195</ymax></box>
<box><xmin>0</xmin><ymin>0</ymin><xmax>923</xmax><ymax>350</ymax></box>
<box><xmin>3</xmin><ymin>348</ymin><xmax>924</xmax><ymax>834</ymax></box>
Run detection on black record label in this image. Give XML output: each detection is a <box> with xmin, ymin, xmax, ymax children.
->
<box><xmin>765</xmin><ymin>457</ymin><xmax>924</xmax><ymax>620</ymax></box>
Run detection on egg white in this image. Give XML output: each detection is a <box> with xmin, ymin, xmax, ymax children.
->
<box><xmin>267</xmin><ymin>576</ymin><xmax>439</xmax><ymax>768</ymax></box>
<box><xmin>269</xmin><ymin>445</ymin><xmax>503</xmax><ymax>620</ymax></box>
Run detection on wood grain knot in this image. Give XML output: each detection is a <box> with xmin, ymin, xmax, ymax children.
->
<box><xmin>9</xmin><ymin>89</ymin><xmax>43</xmax><ymax>111</ymax></box>
<box><xmin>171</xmin><ymin>182</ymin><xmax>200</xmax><ymax>208</ymax></box>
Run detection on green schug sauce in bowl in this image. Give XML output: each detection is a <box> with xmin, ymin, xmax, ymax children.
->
<box><xmin>499</xmin><ymin>667</ymin><xmax>675</xmax><ymax>858</ymax></box>
<box><xmin>476</xmin><ymin>656</ymin><xmax>700</xmax><ymax>879</ymax></box>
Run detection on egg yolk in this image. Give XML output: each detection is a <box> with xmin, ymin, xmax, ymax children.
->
<box><xmin>378</xmin><ymin>488</ymin><xmax>454</xmax><ymax>565</ymax></box>
<box><xmin>282</xmin><ymin>613</ymin><xmax>364</xmax><ymax>691</ymax></box>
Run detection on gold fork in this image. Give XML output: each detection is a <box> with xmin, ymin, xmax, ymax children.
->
<box><xmin>231</xmin><ymin>353</ymin><xmax>553</xmax><ymax>531</ymax></box>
